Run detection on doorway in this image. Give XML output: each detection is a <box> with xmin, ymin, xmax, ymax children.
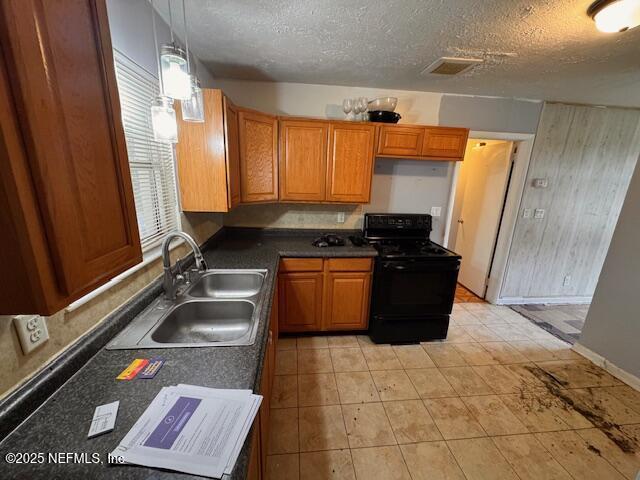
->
<box><xmin>448</xmin><ymin>139</ymin><xmax>516</xmax><ymax>298</ymax></box>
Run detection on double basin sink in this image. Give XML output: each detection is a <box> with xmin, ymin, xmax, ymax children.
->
<box><xmin>106</xmin><ymin>269</ymin><xmax>267</xmax><ymax>349</ymax></box>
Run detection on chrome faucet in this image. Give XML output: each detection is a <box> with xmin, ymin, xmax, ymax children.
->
<box><xmin>162</xmin><ymin>231</ymin><xmax>208</xmax><ymax>300</ymax></box>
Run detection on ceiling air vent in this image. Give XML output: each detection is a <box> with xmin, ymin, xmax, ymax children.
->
<box><xmin>421</xmin><ymin>57</ymin><xmax>483</xmax><ymax>76</ymax></box>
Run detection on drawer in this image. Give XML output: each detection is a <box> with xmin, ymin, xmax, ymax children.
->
<box><xmin>279</xmin><ymin>258</ymin><xmax>324</xmax><ymax>272</ymax></box>
<box><xmin>327</xmin><ymin>258</ymin><xmax>373</xmax><ymax>272</ymax></box>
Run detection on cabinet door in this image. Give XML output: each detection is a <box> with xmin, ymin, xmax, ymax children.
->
<box><xmin>224</xmin><ymin>97</ymin><xmax>242</xmax><ymax>208</ymax></box>
<box><xmin>247</xmin><ymin>420</ymin><xmax>261</xmax><ymax>480</ymax></box>
<box><xmin>258</xmin><ymin>327</ymin><xmax>273</xmax><ymax>479</ymax></box>
<box><xmin>279</xmin><ymin>120</ymin><xmax>329</xmax><ymax>201</ymax></box>
<box><xmin>377</xmin><ymin>125</ymin><xmax>425</xmax><ymax>157</ymax></box>
<box><xmin>323</xmin><ymin>271</ymin><xmax>372</xmax><ymax>331</ymax></box>
<box><xmin>421</xmin><ymin>127</ymin><xmax>469</xmax><ymax>159</ymax></box>
<box><xmin>326</xmin><ymin>123</ymin><xmax>376</xmax><ymax>203</ymax></box>
<box><xmin>270</xmin><ymin>283</ymin><xmax>279</xmax><ymax>388</ymax></box>
<box><xmin>176</xmin><ymin>89</ymin><xmax>231</xmax><ymax>212</ymax></box>
<box><xmin>278</xmin><ymin>272</ymin><xmax>323</xmax><ymax>332</ymax></box>
<box><xmin>0</xmin><ymin>0</ymin><xmax>141</xmax><ymax>312</ymax></box>
<box><xmin>238</xmin><ymin>109</ymin><xmax>278</xmax><ymax>203</ymax></box>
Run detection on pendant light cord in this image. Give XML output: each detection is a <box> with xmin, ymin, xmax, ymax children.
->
<box><xmin>168</xmin><ymin>0</ymin><xmax>174</xmax><ymax>43</ymax></box>
<box><xmin>183</xmin><ymin>0</ymin><xmax>191</xmax><ymax>74</ymax></box>
<box><xmin>150</xmin><ymin>0</ymin><xmax>164</xmax><ymax>93</ymax></box>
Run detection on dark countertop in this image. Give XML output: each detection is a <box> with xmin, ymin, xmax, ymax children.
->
<box><xmin>0</xmin><ymin>228</ymin><xmax>376</xmax><ymax>480</ymax></box>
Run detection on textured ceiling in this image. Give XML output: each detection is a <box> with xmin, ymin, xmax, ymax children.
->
<box><xmin>158</xmin><ymin>0</ymin><xmax>640</xmax><ymax>107</ymax></box>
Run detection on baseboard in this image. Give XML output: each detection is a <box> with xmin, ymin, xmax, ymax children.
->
<box><xmin>496</xmin><ymin>296</ymin><xmax>592</xmax><ymax>305</ymax></box>
<box><xmin>572</xmin><ymin>342</ymin><xmax>640</xmax><ymax>391</ymax></box>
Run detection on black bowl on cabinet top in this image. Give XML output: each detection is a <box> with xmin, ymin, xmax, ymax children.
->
<box><xmin>368</xmin><ymin>110</ymin><xmax>401</xmax><ymax>123</ymax></box>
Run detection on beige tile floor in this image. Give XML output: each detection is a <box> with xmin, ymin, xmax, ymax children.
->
<box><xmin>267</xmin><ymin>302</ymin><xmax>640</xmax><ymax>480</ymax></box>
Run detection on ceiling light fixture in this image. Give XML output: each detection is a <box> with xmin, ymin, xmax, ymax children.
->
<box><xmin>150</xmin><ymin>0</ymin><xmax>178</xmax><ymax>143</ymax></box>
<box><xmin>159</xmin><ymin>0</ymin><xmax>191</xmax><ymax>100</ymax></box>
<box><xmin>587</xmin><ymin>0</ymin><xmax>640</xmax><ymax>33</ymax></box>
<box><xmin>180</xmin><ymin>0</ymin><xmax>205</xmax><ymax>122</ymax></box>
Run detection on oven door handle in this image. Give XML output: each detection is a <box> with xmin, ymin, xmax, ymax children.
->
<box><xmin>381</xmin><ymin>261</ymin><xmax>459</xmax><ymax>272</ymax></box>
<box><xmin>383</xmin><ymin>263</ymin><xmax>407</xmax><ymax>271</ymax></box>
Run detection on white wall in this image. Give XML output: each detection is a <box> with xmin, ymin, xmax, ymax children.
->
<box><xmin>577</xmin><ymin>158</ymin><xmax>640</xmax><ymax>379</ymax></box>
<box><xmin>366</xmin><ymin>159</ymin><xmax>454</xmax><ymax>243</ymax></box>
<box><xmin>214</xmin><ymin>78</ymin><xmax>542</xmax><ymax>236</ymax></box>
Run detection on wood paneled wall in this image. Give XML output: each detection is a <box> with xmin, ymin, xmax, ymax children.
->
<box><xmin>502</xmin><ymin>103</ymin><xmax>640</xmax><ymax>300</ymax></box>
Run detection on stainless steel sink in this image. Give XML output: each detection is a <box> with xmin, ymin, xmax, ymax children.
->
<box><xmin>106</xmin><ymin>269</ymin><xmax>267</xmax><ymax>349</ymax></box>
<box><xmin>187</xmin><ymin>271</ymin><xmax>264</xmax><ymax>298</ymax></box>
<box><xmin>151</xmin><ymin>300</ymin><xmax>254</xmax><ymax>344</ymax></box>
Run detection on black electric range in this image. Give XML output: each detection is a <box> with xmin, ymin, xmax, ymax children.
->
<box><xmin>364</xmin><ymin>213</ymin><xmax>461</xmax><ymax>344</ymax></box>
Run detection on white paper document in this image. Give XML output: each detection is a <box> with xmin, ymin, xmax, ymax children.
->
<box><xmin>112</xmin><ymin>385</ymin><xmax>262</xmax><ymax>478</ymax></box>
<box><xmin>88</xmin><ymin>400</ymin><xmax>119</xmax><ymax>438</ymax></box>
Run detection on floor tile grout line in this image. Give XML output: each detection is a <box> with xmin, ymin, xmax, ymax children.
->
<box><xmin>572</xmin><ymin>428</ymin><xmax>638</xmax><ymax>479</ymax></box>
<box><xmin>274</xmin><ymin>334</ymin><xmax>636</xmax><ymax>479</ymax></box>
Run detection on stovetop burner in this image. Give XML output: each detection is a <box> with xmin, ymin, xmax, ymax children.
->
<box><xmin>372</xmin><ymin>239</ymin><xmax>458</xmax><ymax>259</ymax></box>
<box><xmin>363</xmin><ymin>213</ymin><xmax>461</xmax><ymax>260</ymax></box>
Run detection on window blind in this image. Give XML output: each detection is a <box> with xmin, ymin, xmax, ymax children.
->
<box><xmin>113</xmin><ymin>50</ymin><xmax>180</xmax><ymax>252</ymax></box>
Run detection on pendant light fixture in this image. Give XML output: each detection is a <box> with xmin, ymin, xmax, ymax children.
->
<box><xmin>182</xmin><ymin>75</ymin><xmax>205</xmax><ymax>122</ymax></box>
<box><xmin>159</xmin><ymin>0</ymin><xmax>191</xmax><ymax>100</ymax></box>
<box><xmin>588</xmin><ymin>0</ymin><xmax>640</xmax><ymax>32</ymax></box>
<box><xmin>150</xmin><ymin>0</ymin><xmax>178</xmax><ymax>143</ymax></box>
<box><xmin>180</xmin><ymin>0</ymin><xmax>205</xmax><ymax>122</ymax></box>
<box><xmin>151</xmin><ymin>95</ymin><xmax>178</xmax><ymax>143</ymax></box>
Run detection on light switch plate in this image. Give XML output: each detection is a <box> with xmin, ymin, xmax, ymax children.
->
<box><xmin>13</xmin><ymin>315</ymin><xmax>49</xmax><ymax>354</ymax></box>
<box><xmin>522</xmin><ymin>208</ymin><xmax>532</xmax><ymax>219</ymax></box>
<box><xmin>337</xmin><ymin>212</ymin><xmax>345</xmax><ymax>223</ymax></box>
<box><xmin>430</xmin><ymin>206</ymin><xmax>442</xmax><ymax>217</ymax></box>
<box><xmin>534</xmin><ymin>208</ymin><xmax>545</xmax><ymax>219</ymax></box>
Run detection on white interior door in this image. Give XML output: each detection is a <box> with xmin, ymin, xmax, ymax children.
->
<box><xmin>454</xmin><ymin>141</ymin><xmax>513</xmax><ymax>297</ymax></box>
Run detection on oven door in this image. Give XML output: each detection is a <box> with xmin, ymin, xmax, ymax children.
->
<box><xmin>371</xmin><ymin>258</ymin><xmax>460</xmax><ymax>317</ymax></box>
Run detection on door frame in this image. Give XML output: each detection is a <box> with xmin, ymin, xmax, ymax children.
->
<box><xmin>443</xmin><ymin>130</ymin><xmax>536</xmax><ymax>304</ymax></box>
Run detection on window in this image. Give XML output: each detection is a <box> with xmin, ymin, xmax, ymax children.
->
<box><xmin>113</xmin><ymin>50</ymin><xmax>180</xmax><ymax>252</ymax></box>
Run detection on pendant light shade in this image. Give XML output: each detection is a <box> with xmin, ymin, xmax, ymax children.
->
<box><xmin>151</xmin><ymin>95</ymin><xmax>178</xmax><ymax>143</ymax></box>
<box><xmin>160</xmin><ymin>43</ymin><xmax>191</xmax><ymax>100</ymax></box>
<box><xmin>182</xmin><ymin>75</ymin><xmax>205</xmax><ymax>122</ymax></box>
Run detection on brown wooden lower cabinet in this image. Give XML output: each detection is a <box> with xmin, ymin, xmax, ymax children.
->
<box><xmin>246</xmin><ymin>424</ymin><xmax>261</xmax><ymax>480</ymax></box>
<box><xmin>278</xmin><ymin>272</ymin><xmax>324</xmax><ymax>332</ymax></box>
<box><xmin>248</xmin><ymin>283</ymin><xmax>278</xmax><ymax>480</ymax></box>
<box><xmin>278</xmin><ymin>257</ymin><xmax>373</xmax><ymax>333</ymax></box>
<box><xmin>323</xmin><ymin>271</ymin><xmax>371</xmax><ymax>330</ymax></box>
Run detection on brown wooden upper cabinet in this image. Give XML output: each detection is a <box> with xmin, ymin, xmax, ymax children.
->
<box><xmin>377</xmin><ymin>125</ymin><xmax>425</xmax><ymax>157</ymax></box>
<box><xmin>238</xmin><ymin>109</ymin><xmax>279</xmax><ymax>203</ymax></box>
<box><xmin>326</xmin><ymin>123</ymin><xmax>376</xmax><ymax>203</ymax></box>
<box><xmin>422</xmin><ymin>127</ymin><xmax>469</xmax><ymax>159</ymax></box>
<box><xmin>279</xmin><ymin>120</ymin><xmax>329</xmax><ymax>202</ymax></box>
<box><xmin>0</xmin><ymin>0</ymin><xmax>142</xmax><ymax>315</ymax></box>
<box><xmin>176</xmin><ymin>90</ymin><xmax>241</xmax><ymax>212</ymax></box>
<box><xmin>377</xmin><ymin>124</ymin><xmax>469</xmax><ymax>160</ymax></box>
<box><xmin>278</xmin><ymin>119</ymin><xmax>375</xmax><ymax>204</ymax></box>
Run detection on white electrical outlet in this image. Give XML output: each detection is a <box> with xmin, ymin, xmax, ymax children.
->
<box><xmin>430</xmin><ymin>206</ymin><xmax>442</xmax><ymax>217</ymax></box>
<box><xmin>337</xmin><ymin>212</ymin><xmax>345</xmax><ymax>223</ymax></box>
<box><xmin>522</xmin><ymin>208</ymin><xmax>532</xmax><ymax>219</ymax></box>
<box><xmin>533</xmin><ymin>178</ymin><xmax>549</xmax><ymax>188</ymax></box>
<box><xmin>563</xmin><ymin>275</ymin><xmax>572</xmax><ymax>287</ymax></box>
<box><xmin>534</xmin><ymin>208</ymin><xmax>545</xmax><ymax>219</ymax></box>
<box><xmin>13</xmin><ymin>315</ymin><xmax>49</xmax><ymax>354</ymax></box>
